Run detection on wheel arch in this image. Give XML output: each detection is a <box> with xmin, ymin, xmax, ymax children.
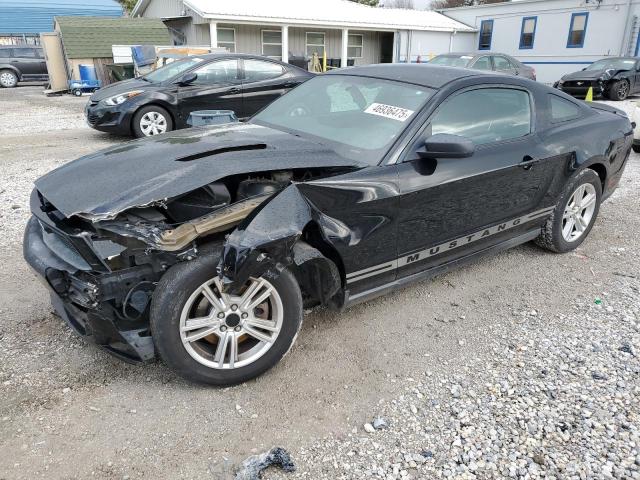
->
<box><xmin>0</xmin><ymin>66</ymin><xmax>21</xmax><ymax>81</ymax></box>
<box><xmin>130</xmin><ymin>101</ymin><xmax>176</xmax><ymax>133</ymax></box>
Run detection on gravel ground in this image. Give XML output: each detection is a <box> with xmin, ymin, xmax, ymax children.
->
<box><xmin>0</xmin><ymin>86</ymin><xmax>638</xmax><ymax>480</ymax></box>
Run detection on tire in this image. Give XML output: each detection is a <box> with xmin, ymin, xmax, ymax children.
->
<box><xmin>0</xmin><ymin>69</ymin><xmax>18</xmax><ymax>88</ymax></box>
<box><xmin>72</xmin><ymin>89</ymin><xmax>82</xmax><ymax>97</ymax></box>
<box><xmin>632</xmin><ymin>144</ymin><xmax>640</xmax><ymax>154</ymax></box>
<box><xmin>132</xmin><ymin>105</ymin><xmax>173</xmax><ymax>138</ymax></box>
<box><xmin>607</xmin><ymin>80</ymin><xmax>629</xmax><ymax>101</ymax></box>
<box><xmin>150</xmin><ymin>251</ymin><xmax>303</xmax><ymax>386</ymax></box>
<box><xmin>535</xmin><ymin>168</ymin><xmax>602</xmax><ymax>253</ymax></box>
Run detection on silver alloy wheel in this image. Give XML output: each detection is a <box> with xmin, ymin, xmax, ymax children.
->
<box><xmin>562</xmin><ymin>183</ymin><xmax>597</xmax><ymax>242</ymax></box>
<box><xmin>0</xmin><ymin>71</ymin><xmax>17</xmax><ymax>88</ymax></box>
<box><xmin>617</xmin><ymin>81</ymin><xmax>629</xmax><ymax>99</ymax></box>
<box><xmin>139</xmin><ymin>111</ymin><xmax>168</xmax><ymax>136</ymax></box>
<box><xmin>179</xmin><ymin>276</ymin><xmax>284</xmax><ymax>369</ymax></box>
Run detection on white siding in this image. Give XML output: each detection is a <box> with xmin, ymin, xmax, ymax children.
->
<box><xmin>442</xmin><ymin>0</ymin><xmax>640</xmax><ymax>83</ymax></box>
<box><xmin>396</xmin><ymin>30</ymin><xmax>476</xmax><ymax>62</ymax></box>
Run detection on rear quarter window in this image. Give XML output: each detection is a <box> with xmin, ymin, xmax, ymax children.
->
<box><xmin>549</xmin><ymin>94</ymin><xmax>582</xmax><ymax>123</ymax></box>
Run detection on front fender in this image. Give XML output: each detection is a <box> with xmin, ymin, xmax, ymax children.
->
<box><xmin>219</xmin><ymin>184</ymin><xmax>342</xmax><ymax>306</ymax></box>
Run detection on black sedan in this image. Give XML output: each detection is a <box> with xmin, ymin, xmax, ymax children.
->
<box><xmin>85</xmin><ymin>53</ymin><xmax>312</xmax><ymax>137</ymax></box>
<box><xmin>556</xmin><ymin>57</ymin><xmax>640</xmax><ymax>100</ymax></box>
<box><xmin>429</xmin><ymin>52</ymin><xmax>536</xmax><ymax>80</ymax></box>
<box><xmin>25</xmin><ymin>64</ymin><xmax>631</xmax><ymax>385</ymax></box>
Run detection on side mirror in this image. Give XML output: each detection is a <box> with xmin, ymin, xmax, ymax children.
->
<box><xmin>581</xmin><ymin>67</ymin><xmax>587</xmax><ymax>71</ymax></box>
<box><xmin>178</xmin><ymin>72</ymin><xmax>198</xmax><ymax>85</ymax></box>
<box><xmin>418</xmin><ymin>133</ymin><xmax>475</xmax><ymax>159</ymax></box>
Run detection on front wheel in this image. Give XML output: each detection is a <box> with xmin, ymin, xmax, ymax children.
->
<box><xmin>150</xmin><ymin>253</ymin><xmax>303</xmax><ymax>386</ymax></box>
<box><xmin>132</xmin><ymin>105</ymin><xmax>173</xmax><ymax>138</ymax></box>
<box><xmin>607</xmin><ymin>80</ymin><xmax>629</xmax><ymax>101</ymax></box>
<box><xmin>535</xmin><ymin>168</ymin><xmax>602</xmax><ymax>253</ymax></box>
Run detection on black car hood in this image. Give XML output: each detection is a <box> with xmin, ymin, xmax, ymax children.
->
<box><xmin>34</xmin><ymin>123</ymin><xmax>365</xmax><ymax>221</ymax></box>
<box><xmin>562</xmin><ymin>68</ymin><xmax>624</xmax><ymax>81</ymax></box>
<box><xmin>89</xmin><ymin>78</ymin><xmax>160</xmax><ymax>101</ymax></box>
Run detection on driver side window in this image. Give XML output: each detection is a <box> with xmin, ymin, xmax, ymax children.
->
<box><xmin>191</xmin><ymin>60</ymin><xmax>239</xmax><ymax>85</ymax></box>
<box><xmin>431</xmin><ymin>88</ymin><xmax>532</xmax><ymax>146</ymax></box>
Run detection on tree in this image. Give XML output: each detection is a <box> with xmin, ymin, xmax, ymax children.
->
<box><xmin>431</xmin><ymin>0</ymin><xmax>506</xmax><ymax>9</ymax></box>
<box><xmin>348</xmin><ymin>0</ymin><xmax>380</xmax><ymax>6</ymax></box>
<box><xmin>117</xmin><ymin>0</ymin><xmax>138</xmax><ymax>14</ymax></box>
<box><xmin>383</xmin><ymin>0</ymin><xmax>415</xmax><ymax>8</ymax></box>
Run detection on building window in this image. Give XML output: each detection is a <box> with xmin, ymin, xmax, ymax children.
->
<box><xmin>348</xmin><ymin>33</ymin><xmax>363</xmax><ymax>58</ymax></box>
<box><xmin>519</xmin><ymin>16</ymin><xmax>537</xmax><ymax>49</ymax></box>
<box><xmin>306</xmin><ymin>32</ymin><xmax>325</xmax><ymax>57</ymax></box>
<box><xmin>567</xmin><ymin>12</ymin><xmax>588</xmax><ymax>48</ymax></box>
<box><xmin>262</xmin><ymin>30</ymin><xmax>282</xmax><ymax>59</ymax></box>
<box><xmin>217</xmin><ymin>27</ymin><xmax>235</xmax><ymax>52</ymax></box>
<box><xmin>478</xmin><ymin>20</ymin><xmax>493</xmax><ymax>50</ymax></box>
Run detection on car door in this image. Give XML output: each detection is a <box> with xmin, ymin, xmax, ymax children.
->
<box><xmin>394</xmin><ymin>85</ymin><xmax>561</xmax><ymax>279</ymax></box>
<box><xmin>177</xmin><ymin>59</ymin><xmax>243</xmax><ymax>124</ymax></box>
<box><xmin>240</xmin><ymin>59</ymin><xmax>299</xmax><ymax>118</ymax></box>
<box><xmin>493</xmin><ymin>55</ymin><xmax>518</xmax><ymax>76</ymax></box>
<box><xmin>11</xmin><ymin>47</ymin><xmax>45</xmax><ymax>78</ymax></box>
<box><xmin>632</xmin><ymin>60</ymin><xmax>640</xmax><ymax>94</ymax></box>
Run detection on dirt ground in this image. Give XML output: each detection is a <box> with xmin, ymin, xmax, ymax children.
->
<box><xmin>0</xmin><ymin>86</ymin><xmax>638</xmax><ymax>480</ymax></box>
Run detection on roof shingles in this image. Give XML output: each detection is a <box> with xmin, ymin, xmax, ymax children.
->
<box><xmin>55</xmin><ymin>16</ymin><xmax>171</xmax><ymax>58</ymax></box>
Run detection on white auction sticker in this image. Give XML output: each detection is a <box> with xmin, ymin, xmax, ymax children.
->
<box><xmin>364</xmin><ymin>103</ymin><xmax>414</xmax><ymax>122</ymax></box>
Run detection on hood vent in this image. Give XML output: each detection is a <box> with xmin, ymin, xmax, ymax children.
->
<box><xmin>176</xmin><ymin>144</ymin><xmax>267</xmax><ymax>162</ymax></box>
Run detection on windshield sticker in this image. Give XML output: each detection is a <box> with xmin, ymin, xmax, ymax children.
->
<box><xmin>364</xmin><ymin>103</ymin><xmax>415</xmax><ymax>122</ymax></box>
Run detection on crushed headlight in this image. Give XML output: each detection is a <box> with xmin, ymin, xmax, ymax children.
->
<box><xmin>104</xmin><ymin>90</ymin><xmax>144</xmax><ymax>106</ymax></box>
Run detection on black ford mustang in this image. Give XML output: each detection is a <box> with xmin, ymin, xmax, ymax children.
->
<box><xmin>556</xmin><ymin>57</ymin><xmax>640</xmax><ymax>100</ymax></box>
<box><xmin>25</xmin><ymin>65</ymin><xmax>632</xmax><ymax>385</ymax></box>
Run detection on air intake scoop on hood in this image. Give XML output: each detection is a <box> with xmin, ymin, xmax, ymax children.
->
<box><xmin>175</xmin><ymin>144</ymin><xmax>267</xmax><ymax>162</ymax></box>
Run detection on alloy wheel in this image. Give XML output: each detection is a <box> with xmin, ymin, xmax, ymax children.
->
<box><xmin>617</xmin><ymin>82</ymin><xmax>629</xmax><ymax>99</ymax></box>
<box><xmin>179</xmin><ymin>276</ymin><xmax>284</xmax><ymax>369</ymax></box>
<box><xmin>0</xmin><ymin>71</ymin><xmax>17</xmax><ymax>88</ymax></box>
<box><xmin>562</xmin><ymin>183</ymin><xmax>597</xmax><ymax>242</ymax></box>
<box><xmin>139</xmin><ymin>111</ymin><xmax>168</xmax><ymax>136</ymax></box>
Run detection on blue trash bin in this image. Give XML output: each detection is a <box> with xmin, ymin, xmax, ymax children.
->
<box><xmin>187</xmin><ymin>110</ymin><xmax>238</xmax><ymax>127</ymax></box>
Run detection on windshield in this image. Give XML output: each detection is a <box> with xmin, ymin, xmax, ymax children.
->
<box><xmin>143</xmin><ymin>57</ymin><xmax>206</xmax><ymax>83</ymax></box>
<box><xmin>429</xmin><ymin>55</ymin><xmax>473</xmax><ymax>68</ymax></box>
<box><xmin>585</xmin><ymin>58</ymin><xmax>637</xmax><ymax>71</ymax></box>
<box><xmin>252</xmin><ymin>75</ymin><xmax>433</xmax><ymax>163</ymax></box>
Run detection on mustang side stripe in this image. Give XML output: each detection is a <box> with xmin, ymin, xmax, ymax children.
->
<box><xmin>346</xmin><ymin>206</ymin><xmax>555</xmax><ymax>284</ymax></box>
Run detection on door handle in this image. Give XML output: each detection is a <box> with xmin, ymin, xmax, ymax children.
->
<box><xmin>521</xmin><ymin>155</ymin><xmax>536</xmax><ymax>170</ymax></box>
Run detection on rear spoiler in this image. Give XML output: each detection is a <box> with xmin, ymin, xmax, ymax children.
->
<box><xmin>587</xmin><ymin>102</ymin><xmax>628</xmax><ymax>118</ymax></box>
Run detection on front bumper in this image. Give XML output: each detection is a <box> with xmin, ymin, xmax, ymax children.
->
<box><xmin>558</xmin><ymin>80</ymin><xmax>605</xmax><ymax>98</ymax></box>
<box><xmin>85</xmin><ymin>100</ymin><xmax>134</xmax><ymax>135</ymax></box>
<box><xmin>23</xmin><ymin>216</ymin><xmax>156</xmax><ymax>363</ymax></box>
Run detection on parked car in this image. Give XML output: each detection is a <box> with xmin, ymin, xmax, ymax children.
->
<box><xmin>429</xmin><ymin>52</ymin><xmax>536</xmax><ymax>80</ymax></box>
<box><xmin>85</xmin><ymin>53</ymin><xmax>313</xmax><ymax>137</ymax></box>
<box><xmin>555</xmin><ymin>57</ymin><xmax>640</xmax><ymax>101</ymax></box>
<box><xmin>25</xmin><ymin>64</ymin><xmax>631</xmax><ymax>385</ymax></box>
<box><xmin>0</xmin><ymin>45</ymin><xmax>48</xmax><ymax>88</ymax></box>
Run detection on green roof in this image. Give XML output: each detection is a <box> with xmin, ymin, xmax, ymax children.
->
<box><xmin>55</xmin><ymin>16</ymin><xmax>171</xmax><ymax>59</ymax></box>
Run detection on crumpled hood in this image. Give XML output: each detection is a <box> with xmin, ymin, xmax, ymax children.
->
<box><xmin>34</xmin><ymin>123</ymin><xmax>365</xmax><ymax>221</ymax></box>
<box><xmin>561</xmin><ymin>69</ymin><xmax>615</xmax><ymax>81</ymax></box>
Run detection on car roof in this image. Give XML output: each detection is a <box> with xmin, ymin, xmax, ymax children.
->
<box><xmin>327</xmin><ymin>63</ymin><xmax>490</xmax><ymax>89</ymax></box>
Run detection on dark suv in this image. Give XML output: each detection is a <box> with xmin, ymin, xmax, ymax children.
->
<box><xmin>0</xmin><ymin>46</ymin><xmax>48</xmax><ymax>88</ymax></box>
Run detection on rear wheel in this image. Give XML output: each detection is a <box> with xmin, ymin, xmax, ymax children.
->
<box><xmin>151</xmin><ymin>252</ymin><xmax>303</xmax><ymax>386</ymax></box>
<box><xmin>535</xmin><ymin>169</ymin><xmax>602</xmax><ymax>253</ymax></box>
<box><xmin>607</xmin><ymin>80</ymin><xmax>629</xmax><ymax>101</ymax></box>
<box><xmin>0</xmin><ymin>70</ymin><xmax>18</xmax><ymax>88</ymax></box>
<box><xmin>132</xmin><ymin>105</ymin><xmax>173</xmax><ymax>138</ymax></box>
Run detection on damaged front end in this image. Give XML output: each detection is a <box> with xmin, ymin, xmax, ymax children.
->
<box><xmin>24</xmin><ymin>168</ymin><xmax>347</xmax><ymax>363</ymax></box>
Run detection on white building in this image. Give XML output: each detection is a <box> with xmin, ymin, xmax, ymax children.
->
<box><xmin>132</xmin><ymin>0</ymin><xmax>476</xmax><ymax>67</ymax></box>
<box><xmin>441</xmin><ymin>0</ymin><xmax>640</xmax><ymax>83</ymax></box>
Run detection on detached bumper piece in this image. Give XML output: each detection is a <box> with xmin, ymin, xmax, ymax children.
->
<box><xmin>24</xmin><ymin>216</ymin><xmax>156</xmax><ymax>364</ymax></box>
